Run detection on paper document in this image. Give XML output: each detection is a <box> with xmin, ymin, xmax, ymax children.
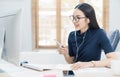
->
<box><xmin>22</xmin><ymin>63</ymin><xmax>72</xmax><ymax>71</ymax></box>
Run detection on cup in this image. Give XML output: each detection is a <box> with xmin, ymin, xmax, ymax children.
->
<box><xmin>111</xmin><ymin>60</ymin><xmax>120</xmax><ymax>75</ymax></box>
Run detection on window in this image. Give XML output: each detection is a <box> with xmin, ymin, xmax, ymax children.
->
<box><xmin>32</xmin><ymin>0</ymin><xmax>109</xmax><ymax>49</ymax></box>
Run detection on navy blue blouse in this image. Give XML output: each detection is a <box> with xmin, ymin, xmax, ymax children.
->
<box><xmin>68</xmin><ymin>29</ymin><xmax>114</xmax><ymax>62</ymax></box>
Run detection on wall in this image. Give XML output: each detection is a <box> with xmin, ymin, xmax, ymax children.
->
<box><xmin>109</xmin><ymin>0</ymin><xmax>120</xmax><ymax>31</ymax></box>
<box><xmin>0</xmin><ymin>0</ymin><xmax>32</xmax><ymax>51</ymax></box>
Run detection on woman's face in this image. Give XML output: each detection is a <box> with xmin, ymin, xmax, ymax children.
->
<box><xmin>72</xmin><ymin>9</ymin><xmax>89</xmax><ymax>32</ymax></box>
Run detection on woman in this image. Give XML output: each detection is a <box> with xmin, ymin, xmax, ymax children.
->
<box><xmin>58</xmin><ymin>3</ymin><xmax>116</xmax><ymax>70</ymax></box>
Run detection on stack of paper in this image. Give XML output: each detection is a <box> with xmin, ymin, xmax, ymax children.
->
<box><xmin>22</xmin><ymin>63</ymin><xmax>72</xmax><ymax>71</ymax></box>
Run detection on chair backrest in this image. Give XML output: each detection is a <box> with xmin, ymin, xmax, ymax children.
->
<box><xmin>109</xmin><ymin>29</ymin><xmax>120</xmax><ymax>51</ymax></box>
<box><xmin>101</xmin><ymin>30</ymin><xmax>120</xmax><ymax>60</ymax></box>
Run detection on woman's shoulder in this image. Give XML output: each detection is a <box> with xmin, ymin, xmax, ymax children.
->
<box><xmin>69</xmin><ymin>31</ymin><xmax>76</xmax><ymax>36</ymax></box>
<box><xmin>88</xmin><ymin>29</ymin><xmax>106</xmax><ymax>38</ymax></box>
<box><xmin>91</xmin><ymin>28</ymin><xmax>106</xmax><ymax>35</ymax></box>
<box><xmin>97</xmin><ymin>28</ymin><xmax>106</xmax><ymax>35</ymax></box>
<box><xmin>68</xmin><ymin>31</ymin><xmax>76</xmax><ymax>41</ymax></box>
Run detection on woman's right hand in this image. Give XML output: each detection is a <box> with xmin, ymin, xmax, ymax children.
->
<box><xmin>58</xmin><ymin>45</ymin><xmax>75</xmax><ymax>64</ymax></box>
<box><xmin>58</xmin><ymin>45</ymin><xmax>68</xmax><ymax>55</ymax></box>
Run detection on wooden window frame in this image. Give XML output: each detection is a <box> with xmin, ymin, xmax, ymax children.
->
<box><xmin>32</xmin><ymin>0</ymin><xmax>109</xmax><ymax>49</ymax></box>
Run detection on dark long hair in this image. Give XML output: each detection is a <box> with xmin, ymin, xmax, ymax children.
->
<box><xmin>75</xmin><ymin>3</ymin><xmax>100</xmax><ymax>29</ymax></box>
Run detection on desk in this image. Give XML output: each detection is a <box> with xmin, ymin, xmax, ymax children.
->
<box><xmin>0</xmin><ymin>68</ymin><xmax>120</xmax><ymax>77</ymax></box>
<box><xmin>0</xmin><ymin>68</ymin><xmax>63</xmax><ymax>77</ymax></box>
<box><xmin>0</xmin><ymin>63</ymin><xmax>120</xmax><ymax>77</ymax></box>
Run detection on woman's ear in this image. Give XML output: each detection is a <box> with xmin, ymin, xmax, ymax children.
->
<box><xmin>86</xmin><ymin>18</ymin><xmax>90</xmax><ymax>24</ymax></box>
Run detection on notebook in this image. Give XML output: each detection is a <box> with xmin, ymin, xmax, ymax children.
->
<box><xmin>21</xmin><ymin>62</ymin><xmax>72</xmax><ymax>71</ymax></box>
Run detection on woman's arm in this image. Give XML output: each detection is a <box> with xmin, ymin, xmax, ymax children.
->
<box><xmin>63</xmin><ymin>52</ymin><xmax>75</xmax><ymax>64</ymax></box>
<box><xmin>91</xmin><ymin>52</ymin><xmax>116</xmax><ymax>67</ymax></box>
<box><xmin>71</xmin><ymin>52</ymin><xmax>116</xmax><ymax>70</ymax></box>
<box><xmin>58</xmin><ymin>46</ymin><xmax>75</xmax><ymax>64</ymax></box>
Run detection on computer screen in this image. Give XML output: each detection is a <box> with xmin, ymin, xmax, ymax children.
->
<box><xmin>0</xmin><ymin>28</ymin><xmax>5</xmax><ymax>60</ymax></box>
<box><xmin>0</xmin><ymin>9</ymin><xmax>22</xmax><ymax>66</ymax></box>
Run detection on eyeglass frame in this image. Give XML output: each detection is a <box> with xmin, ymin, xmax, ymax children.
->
<box><xmin>69</xmin><ymin>15</ymin><xmax>86</xmax><ymax>22</ymax></box>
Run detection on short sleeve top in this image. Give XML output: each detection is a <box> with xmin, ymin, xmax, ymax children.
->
<box><xmin>68</xmin><ymin>29</ymin><xmax>114</xmax><ymax>62</ymax></box>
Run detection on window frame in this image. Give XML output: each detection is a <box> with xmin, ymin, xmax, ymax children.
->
<box><xmin>32</xmin><ymin>0</ymin><xmax>109</xmax><ymax>49</ymax></box>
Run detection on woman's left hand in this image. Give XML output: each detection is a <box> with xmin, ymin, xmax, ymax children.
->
<box><xmin>71</xmin><ymin>61</ymin><xmax>93</xmax><ymax>70</ymax></box>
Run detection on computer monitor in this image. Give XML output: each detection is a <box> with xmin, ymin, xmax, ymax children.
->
<box><xmin>0</xmin><ymin>28</ymin><xmax>5</xmax><ymax>60</ymax></box>
<box><xmin>0</xmin><ymin>9</ymin><xmax>22</xmax><ymax>66</ymax></box>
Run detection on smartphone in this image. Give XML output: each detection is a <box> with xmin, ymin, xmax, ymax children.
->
<box><xmin>63</xmin><ymin>70</ymin><xmax>75</xmax><ymax>77</ymax></box>
<box><xmin>54</xmin><ymin>40</ymin><xmax>64</xmax><ymax>48</ymax></box>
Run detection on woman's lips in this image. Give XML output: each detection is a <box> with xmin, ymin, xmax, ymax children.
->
<box><xmin>74</xmin><ymin>24</ymin><xmax>79</xmax><ymax>28</ymax></box>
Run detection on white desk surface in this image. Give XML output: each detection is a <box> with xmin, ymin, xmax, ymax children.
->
<box><xmin>0</xmin><ymin>61</ymin><xmax>120</xmax><ymax>77</ymax></box>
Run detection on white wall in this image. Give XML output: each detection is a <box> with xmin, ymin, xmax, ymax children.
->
<box><xmin>109</xmin><ymin>0</ymin><xmax>120</xmax><ymax>31</ymax></box>
<box><xmin>0</xmin><ymin>0</ymin><xmax>32</xmax><ymax>51</ymax></box>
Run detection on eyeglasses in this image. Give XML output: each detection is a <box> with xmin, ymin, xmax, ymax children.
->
<box><xmin>69</xmin><ymin>15</ymin><xmax>86</xmax><ymax>22</ymax></box>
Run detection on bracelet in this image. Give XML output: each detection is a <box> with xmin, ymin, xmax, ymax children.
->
<box><xmin>91</xmin><ymin>61</ymin><xmax>96</xmax><ymax>67</ymax></box>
